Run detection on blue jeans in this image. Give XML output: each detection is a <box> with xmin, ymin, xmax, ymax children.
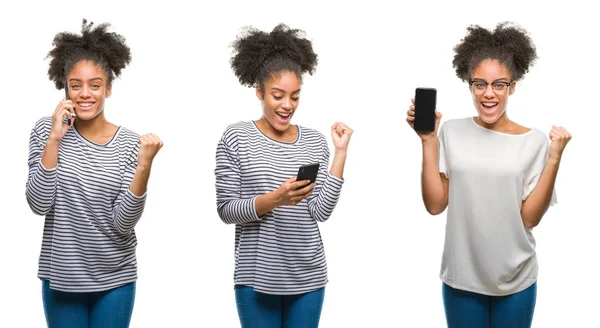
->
<box><xmin>235</xmin><ymin>285</ymin><xmax>325</xmax><ymax>328</ymax></box>
<box><xmin>42</xmin><ymin>280</ymin><xmax>136</xmax><ymax>328</ymax></box>
<box><xmin>442</xmin><ymin>282</ymin><xmax>537</xmax><ymax>328</ymax></box>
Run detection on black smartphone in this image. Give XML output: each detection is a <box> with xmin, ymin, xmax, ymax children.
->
<box><xmin>296</xmin><ymin>163</ymin><xmax>319</xmax><ymax>184</ymax></box>
<box><xmin>413</xmin><ymin>87</ymin><xmax>437</xmax><ymax>132</ymax></box>
<box><xmin>63</xmin><ymin>87</ymin><xmax>74</xmax><ymax>126</ymax></box>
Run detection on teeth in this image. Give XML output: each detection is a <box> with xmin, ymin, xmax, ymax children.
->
<box><xmin>79</xmin><ymin>103</ymin><xmax>94</xmax><ymax>107</ymax></box>
<box><xmin>277</xmin><ymin>112</ymin><xmax>290</xmax><ymax>117</ymax></box>
<box><xmin>482</xmin><ymin>103</ymin><xmax>497</xmax><ymax>107</ymax></box>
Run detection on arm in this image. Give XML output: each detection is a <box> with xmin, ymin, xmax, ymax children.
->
<box><xmin>25</xmin><ymin>122</ymin><xmax>59</xmax><ymax>215</ymax></box>
<box><xmin>215</xmin><ymin>134</ymin><xmax>265</xmax><ymax>224</ymax></box>
<box><xmin>306</xmin><ymin>123</ymin><xmax>352</xmax><ymax>222</ymax></box>
<box><xmin>520</xmin><ymin>158</ymin><xmax>559</xmax><ymax>229</ymax></box>
<box><xmin>421</xmin><ymin>136</ymin><xmax>449</xmax><ymax>215</ymax></box>
<box><xmin>521</xmin><ymin>126</ymin><xmax>570</xmax><ymax>229</ymax></box>
<box><xmin>111</xmin><ymin>140</ymin><xmax>148</xmax><ymax>235</ymax></box>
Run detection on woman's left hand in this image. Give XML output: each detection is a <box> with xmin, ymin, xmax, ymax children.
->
<box><xmin>331</xmin><ymin>122</ymin><xmax>353</xmax><ymax>152</ymax></box>
<box><xmin>548</xmin><ymin>125</ymin><xmax>572</xmax><ymax>162</ymax></box>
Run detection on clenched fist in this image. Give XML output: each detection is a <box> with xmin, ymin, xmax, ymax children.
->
<box><xmin>137</xmin><ymin>133</ymin><xmax>163</xmax><ymax>168</ymax></box>
<box><xmin>548</xmin><ymin>126</ymin><xmax>571</xmax><ymax>161</ymax></box>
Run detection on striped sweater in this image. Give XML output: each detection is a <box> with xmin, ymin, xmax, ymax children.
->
<box><xmin>26</xmin><ymin>117</ymin><xmax>147</xmax><ymax>293</ymax></box>
<box><xmin>215</xmin><ymin>121</ymin><xmax>344</xmax><ymax>295</ymax></box>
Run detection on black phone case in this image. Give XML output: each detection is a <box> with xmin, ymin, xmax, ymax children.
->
<box><xmin>297</xmin><ymin>163</ymin><xmax>320</xmax><ymax>184</ymax></box>
<box><xmin>414</xmin><ymin>87</ymin><xmax>437</xmax><ymax>132</ymax></box>
<box><xmin>63</xmin><ymin>88</ymin><xmax>72</xmax><ymax>126</ymax></box>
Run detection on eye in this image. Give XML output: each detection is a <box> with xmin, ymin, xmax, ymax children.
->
<box><xmin>273</xmin><ymin>96</ymin><xmax>282</xmax><ymax>100</ymax></box>
<box><xmin>71</xmin><ymin>84</ymin><xmax>81</xmax><ymax>89</ymax></box>
<box><xmin>475</xmin><ymin>82</ymin><xmax>486</xmax><ymax>89</ymax></box>
<box><xmin>492</xmin><ymin>82</ymin><xmax>505</xmax><ymax>90</ymax></box>
<box><xmin>91</xmin><ymin>84</ymin><xmax>100</xmax><ymax>89</ymax></box>
<box><xmin>291</xmin><ymin>97</ymin><xmax>299</xmax><ymax>101</ymax></box>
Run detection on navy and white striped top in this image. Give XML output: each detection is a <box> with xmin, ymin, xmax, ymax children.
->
<box><xmin>26</xmin><ymin>117</ymin><xmax>147</xmax><ymax>293</ymax></box>
<box><xmin>215</xmin><ymin>121</ymin><xmax>344</xmax><ymax>295</ymax></box>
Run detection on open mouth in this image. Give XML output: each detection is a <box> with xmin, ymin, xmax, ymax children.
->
<box><xmin>276</xmin><ymin>111</ymin><xmax>292</xmax><ymax>122</ymax></box>
<box><xmin>480</xmin><ymin>102</ymin><xmax>498</xmax><ymax>114</ymax></box>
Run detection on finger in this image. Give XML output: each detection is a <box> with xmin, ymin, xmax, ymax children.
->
<box><xmin>410</xmin><ymin>98</ymin><xmax>415</xmax><ymax>105</ymax></box>
<box><xmin>297</xmin><ymin>182</ymin><xmax>315</xmax><ymax>195</ymax></box>
<box><xmin>285</xmin><ymin>176</ymin><xmax>297</xmax><ymax>183</ymax></box>
<box><xmin>557</xmin><ymin>126</ymin><xmax>570</xmax><ymax>138</ymax></box>
<box><xmin>549</xmin><ymin>131</ymin><xmax>562</xmax><ymax>141</ymax></box>
<box><xmin>291</xmin><ymin>179</ymin><xmax>311</xmax><ymax>189</ymax></box>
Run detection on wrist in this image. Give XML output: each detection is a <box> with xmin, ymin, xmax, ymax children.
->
<box><xmin>547</xmin><ymin>156</ymin><xmax>561</xmax><ymax>166</ymax></box>
<box><xmin>136</xmin><ymin>162</ymin><xmax>152</xmax><ymax>172</ymax></box>
<box><xmin>422</xmin><ymin>136</ymin><xmax>438</xmax><ymax>146</ymax></box>
<box><xmin>46</xmin><ymin>137</ymin><xmax>61</xmax><ymax>145</ymax></box>
<box><xmin>269</xmin><ymin>189</ymin><xmax>283</xmax><ymax>207</ymax></box>
<box><xmin>334</xmin><ymin>149</ymin><xmax>347</xmax><ymax>157</ymax></box>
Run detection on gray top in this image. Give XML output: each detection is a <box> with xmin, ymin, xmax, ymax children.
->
<box><xmin>26</xmin><ymin>117</ymin><xmax>147</xmax><ymax>293</ymax></box>
<box><xmin>215</xmin><ymin>121</ymin><xmax>344</xmax><ymax>295</ymax></box>
<box><xmin>438</xmin><ymin>117</ymin><xmax>557</xmax><ymax>296</ymax></box>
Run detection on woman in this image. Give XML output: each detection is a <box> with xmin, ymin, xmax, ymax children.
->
<box><xmin>26</xmin><ymin>19</ymin><xmax>163</xmax><ymax>328</ymax></box>
<box><xmin>215</xmin><ymin>24</ymin><xmax>353</xmax><ymax>327</ymax></box>
<box><xmin>406</xmin><ymin>22</ymin><xmax>571</xmax><ymax>327</ymax></box>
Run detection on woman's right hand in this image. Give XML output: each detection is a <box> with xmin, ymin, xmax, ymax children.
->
<box><xmin>49</xmin><ymin>98</ymin><xmax>76</xmax><ymax>142</ymax></box>
<box><xmin>406</xmin><ymin>98</ymin><xmax>442</xmax><ymax>142</ymax></box>
<box><xmin>274</xmin><ymin>177</ymin><xmax>315</xmax><ymax>206</ymax></box>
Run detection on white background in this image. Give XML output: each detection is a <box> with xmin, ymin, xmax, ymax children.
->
<box><xmin>1</xmin><ymin>0</ymin><xmax>598</xmax><ymax>327</ymax></box>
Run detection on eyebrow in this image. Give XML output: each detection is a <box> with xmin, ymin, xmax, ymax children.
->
<box><xmin>68</xmin><ymin>77</ymin><xmax>104</xmax><ymax>82</ymax></box>
<box><xmin>471</xmin><ymin>78</ymin><xmax>510</xmax><ymax>82</ymax></box>
<box><xmin>270</xmin><ymin>87</ymin><xmax>301</xmax><ymax>93</ymax></box>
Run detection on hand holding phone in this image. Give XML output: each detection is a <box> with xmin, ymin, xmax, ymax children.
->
<box><xmin>49</xmin><ymin>96</ymin><xmax>76</xmax><ymax>142</ymax></box>
<box><xmin>273</xmin><ymin>163</ymin><xmax>319</xmax><ymax>207</ymax></box>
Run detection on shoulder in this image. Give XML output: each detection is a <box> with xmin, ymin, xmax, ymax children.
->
<box><xmin>525</xmin><ymin>128</ymin><xmax>549</xmax><ymax>148</ymax></box>
<box><xmin>439</xmin><ymin>117</ymin><xmax>471</xmax><ymax>136</ymax></box>
<box><xmin>31</xmin><ymin>117</ymin><xmax>52</xmax><ymax>137</ymax></box>
<box><xmin>118</xmin><ymin>126</ymin><xmax>140</xmax><ymax>140</ymax></box>
<box><xmin>298</xmin><ymin>125</ymin><xmax>327</xmax><ymax>144</ymax></box>
<box><xmin>220</xmin><ymin>121</ymin><xmax>254</xmax><ymax>147</ymax></box>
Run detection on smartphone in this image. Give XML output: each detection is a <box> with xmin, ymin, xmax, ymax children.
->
<box><xmin>63</xmin><ymin>87</ymin><xmax>74</xmax><ymax>126</ymax></box>
<box><xmin>296</xmin><ymin>163</ymin><xmax>319</xmax><ymax>184</ymax></box>
<box><xmin>413</xmin><ymin>87</ymin><xmax>437</xmax><ymax>132</ymax></box>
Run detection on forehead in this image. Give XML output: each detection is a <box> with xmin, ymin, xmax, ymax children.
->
<box><xmin>68</xmin><ymin>60</ymin><xmax>107</xmax><ymax>79</ymax></box>
<box><xmin>472</xmin><ymin>59</ymin><xmax>511</xmax><ymax>80</ymax></box>
<box><xmin>264</xmin><ymin>71</ymin><xmax>301</xmax><ymax>91</ymax></box>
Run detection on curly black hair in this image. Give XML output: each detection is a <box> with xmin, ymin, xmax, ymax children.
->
<box><xmin>452</xmin><ymin>22</ymin><xmax>537</xmax><ymax>82</ymax></box>
<box><xmin>230</xmin><ymin>23</ymin><xmax>318</xmax><ymax>91</ymax></box>
<box><xmin>46</xmin><ymin>19</ymin><xmax>131</xmax><ymax>90</ymax></box>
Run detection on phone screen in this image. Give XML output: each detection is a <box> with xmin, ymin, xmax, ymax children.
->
<box><xmin>414</xmin><ymin>88</ymin><xmax>437</xmax><ymax>132</ymax></box>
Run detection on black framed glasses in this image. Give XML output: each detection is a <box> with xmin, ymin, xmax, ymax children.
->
<box><xmin>468</xmin><ymin>80</ymin><xmax>514</xmax><ymax>94</ymax></box>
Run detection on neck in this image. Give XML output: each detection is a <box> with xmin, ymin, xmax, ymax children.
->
<box><xmin>74</xmin><ymin>112</ymin><xmax>109</xmax><ymax>135</ymax></box>
<box><xmin>476</xmin><ymin>112</ymin><xmax>512</xmax><ymax>132</ymax></box>
<box><xmin>256</xmin><ymin>117</ymin><xmax>295</xmax><ymax>142</ymax></box>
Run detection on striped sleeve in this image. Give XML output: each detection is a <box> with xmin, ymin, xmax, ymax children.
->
<box><xmin>25</xmin><ymin>120</ymin><xmax>57</xmax><ymax>216</ymax></box>
<box><xmin>215</xmin><ymin>130</ymin><xmax>262</xmax><ymax>224</ymax></box>
<box><xmin>112</xmin><ymin>136</ymin><xmax>147</xmax><ymax>235</ymax></box>
<box><xmin>307</xmin><ymin>134</ymin><xmax>344</xmax><ymax>222</ymax></box>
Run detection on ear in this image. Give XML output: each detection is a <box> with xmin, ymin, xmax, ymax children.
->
<box><xmin>508</xmin><ymin>82</ymin><xmax>516</xmax><ymax>96</ymax></box>
<box><xmin>106</xmin><ymin>83</ymin><xmax>113</xmax><ymax>98</ymax></box>
<box><xmin>255</xmin><ymin>85</ymin><xmax>263</xmax><ymax>101</ymax></box>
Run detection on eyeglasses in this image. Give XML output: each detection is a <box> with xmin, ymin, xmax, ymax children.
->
<box><xmin>468</xmin><ymin>80</ymin><xmax>514</xmax><ymax>94</ymax></box>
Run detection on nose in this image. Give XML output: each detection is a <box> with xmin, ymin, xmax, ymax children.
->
<box><xmin>282</xmin><ymin>97</ymin><xmax>292</xmax><ymax>110</ymax></box>
<box><xmin>483</xmin><ymin>84</ymin><xmax>495</xmax><ymax>98</ymax></box>
<box><xmin>80</xmin><ymin>85</ymin><xmax>91</xmax><ymax>98</ymax></box>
